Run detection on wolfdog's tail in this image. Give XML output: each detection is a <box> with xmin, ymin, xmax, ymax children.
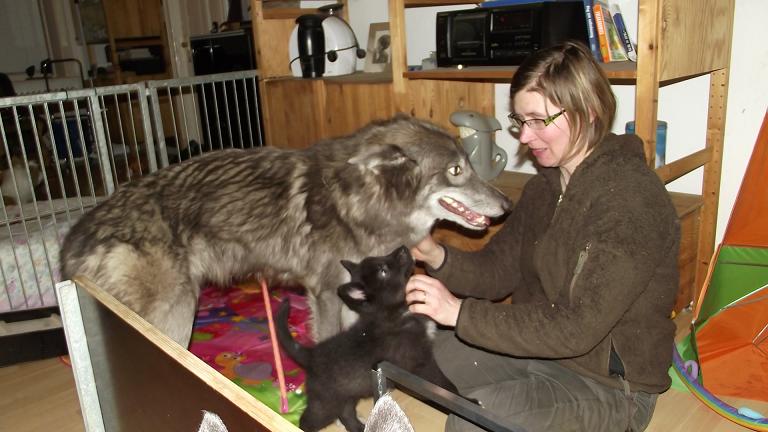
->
<box><xmin>276</xmin><ymin>299</ymin><xmax>311</xmax><ymax>368</ymax></box>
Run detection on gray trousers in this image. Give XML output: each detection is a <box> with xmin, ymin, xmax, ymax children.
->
<box><xmin>433</xmin><ymin>331</ymin><xmax>657</xmax><ymax>432</ymax></box>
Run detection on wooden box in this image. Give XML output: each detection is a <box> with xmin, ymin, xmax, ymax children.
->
<box><xmin>56</xmin><ymin>278</ymin><xmax>300</xmax><ymax>431</ymax></box>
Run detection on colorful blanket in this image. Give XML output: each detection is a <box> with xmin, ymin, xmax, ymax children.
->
<box><xmin>188</xmin><ymin>282</ymin><xmax>313</xmax><ymax>426</ymax></box>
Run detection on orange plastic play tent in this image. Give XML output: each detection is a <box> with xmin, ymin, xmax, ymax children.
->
<box><xmin>674</xmin><ymin>110</ymin><xmax>768</xmax><ymax>430</ymax></box>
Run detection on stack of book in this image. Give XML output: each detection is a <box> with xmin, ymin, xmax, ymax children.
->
<box><xmin>582</xmin><ymin>0</ymin><xmax>637</xmax><ymax>63</ymax></box>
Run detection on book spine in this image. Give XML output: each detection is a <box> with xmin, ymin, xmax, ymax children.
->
<box><xmin>592</xmin><ymin>3</ymin><xmax>611</xmax><ymax>62</ymax></box>
<box><xmin>583</xmin><ymin>0</ymin><xmax>602</xmax><ymax>62</ymax></box>
<box><xmin>612</xmin><ymin>4</ymin><xmax>637</xmax><ymax>61</ymax></box>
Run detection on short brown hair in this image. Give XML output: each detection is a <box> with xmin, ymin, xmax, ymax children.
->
<box><xmin>509</xmin><ymin>41</ymin><xmax>615</xmax><ymax>159</ymax></box>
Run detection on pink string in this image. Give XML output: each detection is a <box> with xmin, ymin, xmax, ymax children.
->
<box><xmin>261</xmin><ymin>279</ymin><xmax>289</xmax><ymax>413</ymax></box>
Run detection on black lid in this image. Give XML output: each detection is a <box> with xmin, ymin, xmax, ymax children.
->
<box><xmin>295</xmin><ymin>14</ymin><xmax>324</xmax><ymax>26</ymax></box>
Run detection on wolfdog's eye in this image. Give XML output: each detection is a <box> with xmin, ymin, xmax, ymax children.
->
<box><xmin>448</xmin><ymin>165</ymin><xmax>463</xmax><ymax>176</ymax></box>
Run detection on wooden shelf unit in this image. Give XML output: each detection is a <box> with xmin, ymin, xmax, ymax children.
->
<box><xmin>388</xmin><ymin>0</ymin><xmax>734</xmax><ymax>308</ymax></box>
<box><xmin>249</xmin><ymin>0</ymin><xmax>734</xmax><ymax>309</ymax></box>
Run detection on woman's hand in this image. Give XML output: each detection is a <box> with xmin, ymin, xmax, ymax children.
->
<box><xmin>405</xmin><ymin>274</ymin><xmax>462</xmax><ymax>327</ymax></box>
<box><xmin>410</xmin><ymin>235</ymin><xmax>446</xmax><ymax>269</ymax></box>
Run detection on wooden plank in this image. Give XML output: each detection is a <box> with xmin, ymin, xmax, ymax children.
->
<box><xmin>659</xmin><ymin>0</ymin><xmax>734</xmax><ymax>81</ymax></box>
<box><xmin>261</xmin><ymin>7</ymin><xmax>317</xmax><ymax>20</ymax></box>
<box><xmin>102</xmin><ymin>0</ymin><xmax>163</xmax><ymax>39</ymax></box>
<box><xmin>404</xmin><ymin>0</ymin><xmax>477</xmax><ymax>6</ymax></box>
<box><xmin>260</xmin><ymin>78</ymin><xmax>324</xmax><ymax>148</ymax></box>
<box><xmin>404</xmin><ymin>62</ymin><xmax>637</xmax><ymax>82</ymax></box>
<box><xmin>0</xmin><ymin>358</ymin><xmax>85</xmax><ymax>432</ymax></box>
<box><xmin>655</xmin><ymin>147</ymin><xmax>711</xmax><ymax>184</ymax></box>
<box><xmin>324</xmin><ymin>71</ymin><xmax>392</xmax><ymax>84</ymax></box>
<box><xmin>72</xmin><ymin>277</ymin><xmax>300</xmax><ymax>432</ymax></box>
<box><xmin>635</xmin><ymin>0</ymin><xmax>663</xmax><ymax>166</ymax></box>
<box><xmin>400</xmin><ymin>80</ymin><xmax>495</xmax><ymax>130</ymax></box>
<box><xmin>674</xmin><ymin>207</ymin><xmax>700</xmax><ymax>311</ymax></box>
<box><xmin>694</xmin><ymin>68</ymin><xmax>730</xmax><ymax>304</ymax></box>
<box><xmin>389</xmin><ymin>0</ymin><xmax>409</xmax><ymax>97</ymax></box>
<box><xmin>251</xmin><ymin>2</ymin><xmax>298</xmax><ymax>79</ymax></box>
<box><xmin>323</xmin><ymin>82</ymin><xmax>396</xmax><ymax>137</ymax></box>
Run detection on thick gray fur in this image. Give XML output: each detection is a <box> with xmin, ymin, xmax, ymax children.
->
<box><xmin>60</xmin><ymin>115</ymin><xmax>510</xmax><ymax>346</ymax></box>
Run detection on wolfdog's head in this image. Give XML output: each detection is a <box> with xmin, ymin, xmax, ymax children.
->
<box><xmin>330</xmin><ymin>115</ymin><xmax>511</xmax><ymax>237</ymax></box>
<box><xmin>337</xmin><ymin>245</ymin><xmax>414</xmax><ymax>316</ymax></box>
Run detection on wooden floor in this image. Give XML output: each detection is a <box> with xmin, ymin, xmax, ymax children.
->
<box><xmin>1</xmin><ymin>312</ymin><xmax>765</xmax><ymax>431</ymax></box>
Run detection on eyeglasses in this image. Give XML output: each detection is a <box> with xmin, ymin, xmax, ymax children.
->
<box><xmin>507</xmin><ymin>109</ymin><xmax>566</xmax><ymax>131</ymax></box>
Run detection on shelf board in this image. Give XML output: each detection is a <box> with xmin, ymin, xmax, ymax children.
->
<box><xmin>404</xmin><ymin>61</ymin><xmax>637</xmax><ymax>82</ymax></box>
<box><xmin>114</xmin><ymin>36</ymin><xmax>163</xmax><ymax>48</ymax></box>
<box><xmin>325</xmin><ymin>70</ymin><xmax>392</xmax><ymax>84</ymax></box>
<box><xmin>404</xmin><ymin>0</ymin><xmax>478</xmax><ymax>6</ymax></box>
<box><xmin>263</xmin><ymin>71</ymin><xmax>393</xmax><ymax>85</ymax></box>
<box><xmin>262</xmin><ymin>8</ymin><xmax>318</xmax><ymax>20</ymax></box>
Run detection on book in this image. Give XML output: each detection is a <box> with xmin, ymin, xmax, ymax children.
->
<box><xmin>592</xmin><ymin>1</ymin><xmax>611</xmax><ymax>62</ymax></box>
<box><xmin>595</xmin><ymin>0</ymin><xmax>627</xmax><ymax>61</ymax></box>
<box><xmin>582</xmin><ymin>0</ymin><xmax>603</xmax><ymax>62</ymax></box>
<box><xmin>611</xmin><ymin>3</ymin><xmax>637</xmax><ymax>61</ymax></box>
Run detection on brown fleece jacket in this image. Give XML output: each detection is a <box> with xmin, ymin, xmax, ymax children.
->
<box><xmin>430</xmin><ymin>133</ymin><xmax>680</xmax><ymax>393</ymax></box>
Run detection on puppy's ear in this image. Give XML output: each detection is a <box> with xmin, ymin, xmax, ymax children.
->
<box><xmin>338</xmin><ymin>282</ymin><xmax>370</xmax><ymax>312</ymax></box>
<box><xmin>340</xmin><ymin>259</ymin><xmax>357</xmax><ymax>274</ymax></box>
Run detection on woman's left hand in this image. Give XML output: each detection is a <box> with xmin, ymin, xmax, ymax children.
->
<box><xmin>405</xmin><ymin>274</ymin><xmax>462</xmax><ymax>327</ymax></box>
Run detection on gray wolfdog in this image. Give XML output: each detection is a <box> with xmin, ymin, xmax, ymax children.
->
<box><xmin>60</xmin><ymin>115</ymin><xmax>510</xmax><ymax>346</ymax></box>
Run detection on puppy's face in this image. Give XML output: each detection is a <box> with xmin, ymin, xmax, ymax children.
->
<box><xmin>338</xmin><ymin>246</ymin><xmax>414</xmax><ymax>314</ymax></box>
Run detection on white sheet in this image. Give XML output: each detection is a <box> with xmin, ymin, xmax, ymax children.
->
<box><xmin>0</xmin><ymin>196</ymin><xmax>102</xmax><ymax>313</ymax></box>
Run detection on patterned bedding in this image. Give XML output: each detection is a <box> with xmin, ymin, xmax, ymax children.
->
<box><xmin>189</xmin><ymin>282</ymin><xmax>313</xmax><ymax>426</ymax></box>
<box><xmin>0</xmin><ymin>197</ymin><xmax>99</xmax><ymax>312</ymax></box>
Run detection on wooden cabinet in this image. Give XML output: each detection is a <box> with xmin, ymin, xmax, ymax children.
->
<box><xmin>102</xmin><ymin>0</ymin><xmax>165</xmax><ymax>39</ymax></box>
<box><xmin>102</xmin><ymin>0</ymin><xmax>171</xmax><ymax>83</ymax></box>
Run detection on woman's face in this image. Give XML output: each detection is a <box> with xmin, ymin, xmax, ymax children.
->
<box><xmin>512</xmin><ymin>90</ymin><xmax>583</xmax><ymax>173</ymax></box>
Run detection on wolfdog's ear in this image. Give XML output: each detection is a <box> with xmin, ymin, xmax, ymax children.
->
<box><xmin>348</xmin><ymin>144</ymin><xmax>414</xmax><ymax>174</ymax></box>
<box><xmin>338</xmin><ymin>282</ymin><xmax>370</xmax><ymax>312</ymax></box>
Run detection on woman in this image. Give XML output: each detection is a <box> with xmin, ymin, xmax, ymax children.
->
<box><xmin>406</xmin><ymin>41</ymin><xmax>680</xmax><ymax>432</ymax></box>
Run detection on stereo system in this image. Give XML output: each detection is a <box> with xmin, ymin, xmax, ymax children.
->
<box><xmin>436</xmin><ymin>1</ymin><xmax>589</xmax><ymax>67</ymax></box>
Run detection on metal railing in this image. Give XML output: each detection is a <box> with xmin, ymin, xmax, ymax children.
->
<box><xmin>0</xmin><ymin>70</ymin><xmax>262</xmax><ymax>314</ymax></box>
<box><xmin>372</xmin><ymin>361</ymin><xmax>526</xmax><ymax>432</ymax></box>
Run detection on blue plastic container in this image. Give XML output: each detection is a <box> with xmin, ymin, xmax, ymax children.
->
<box><xmin>51</xmin><ymin>115</ymin><xmax>94</xmax><ymax>160</ymax></box>
<box><xmin>625</xmin><ymin>120</ymin><xmax>667</xmax><ymax>168</ymax></box>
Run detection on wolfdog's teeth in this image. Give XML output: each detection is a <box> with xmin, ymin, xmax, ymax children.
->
<box><xmin>443</xmin><ymin>197</ymin><xmax>455</xmax><ymax>204</ymax></box>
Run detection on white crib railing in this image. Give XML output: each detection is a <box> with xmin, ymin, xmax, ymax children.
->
<box><xmin>0</xmin><ymin>70</ymin><xmax>262</xmax><ymax>316</ymax></box>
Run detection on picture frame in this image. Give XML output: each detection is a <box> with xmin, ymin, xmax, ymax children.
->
<box><xmin>364</xmin><ymin>22</ymin><xmax>391</xmax><ymax>73</ymax></box>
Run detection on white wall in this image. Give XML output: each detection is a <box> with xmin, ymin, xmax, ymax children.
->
<box><xmin>717</xmin><ymin>0</ymin><xmax>768</xmax><ymax>242</ymax></box>
<box><xmin>347</xmin><ymin>0</ymin><xmax>768</xmax><ymax>245</ymax></box>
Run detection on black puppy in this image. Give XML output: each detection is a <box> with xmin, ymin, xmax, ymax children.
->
<box><xmin>276</xmin><ymin>245</ymin><xmax>457</xmax><ymax>432</ymax></box>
